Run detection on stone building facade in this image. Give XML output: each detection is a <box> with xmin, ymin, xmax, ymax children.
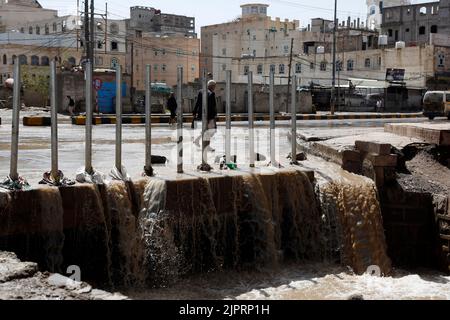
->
<box><xmin>0</xmin><ymin>0</ymin><xmax>57</xmax><ymax>31</ymax></box>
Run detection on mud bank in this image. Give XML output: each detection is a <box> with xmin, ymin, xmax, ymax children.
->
<box><xmin>0</xmin><ymin>169</ymin><xmax>390</xmax><ymax>289</ymax></box>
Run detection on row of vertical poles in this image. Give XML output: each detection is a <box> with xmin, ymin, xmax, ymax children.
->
<box><xmin>6</xmin><ymin>63</ymin><xmax>299</xmax><ymax>186</ymax></box>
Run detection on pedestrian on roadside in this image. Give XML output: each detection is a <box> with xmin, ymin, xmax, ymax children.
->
<box><xmin>67</xmin><ymin>96</ymin><xmax>75</xmax><ymax>116</ymax></box>
<box><xmin>167</xmin><ymin>92</ymin><xmax>178</xmax><ymax>125</ymax></box>
<box><xmin>193</xmin><ymin>80</ymin><xmax>217</xmax><ymax>151</ymax></box>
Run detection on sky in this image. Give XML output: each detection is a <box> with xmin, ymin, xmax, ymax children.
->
<box><xmin>38</xmin><ymin>0</ymin><xmax>435</xmax><ymax>33</ymax></box>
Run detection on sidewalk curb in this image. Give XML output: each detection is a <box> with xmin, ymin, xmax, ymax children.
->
<box><xmin>71</xmin><ymin>113</ymin><xmax>424</xmax><ymax>125</ymax></box>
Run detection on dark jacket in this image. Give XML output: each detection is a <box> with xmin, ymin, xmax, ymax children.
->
<box><xmin>167</xmin><ymin>95</ymin><xmax>177</xmax><ymax>112</ymax></box>
<box><xmin>193</xmin><ymin>90</ymin><xmax>217</xmax><ymax>121</ymax></box>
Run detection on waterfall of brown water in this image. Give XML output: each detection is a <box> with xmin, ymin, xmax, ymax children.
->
<box><xmin>0</xmin><ymin>188</ymin><xmax>64</xmax><ymax>273</ymax></box>
<box><xmin>103</xmin><ymin>182</ymin><xmax>146</xmax><ymax>288</ymax></box>
<box><xmin>320</xmin><ymin>178</ymin><xmax>392</xmax><ymax>275</ymax></box>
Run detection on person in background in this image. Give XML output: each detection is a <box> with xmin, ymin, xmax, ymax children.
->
<box><xmin>167</xmin><ymin>92</ymin><xmax>178</xmax><ymax>125</ymax></box>
<box><xmin>193</xmin><ymin>80</ymin><xmax>217</xmax><ymax>151</ymax></box>
<box><xmin>67</xmin><ymin>96</ymin><xmax>75</xmax><ymax>116</ymax></box>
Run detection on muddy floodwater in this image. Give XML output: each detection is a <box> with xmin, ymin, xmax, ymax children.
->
<box><xmin>1</xmin><ymin>109</ymin><xmax>449</xmax><ymax>300</ymax></box>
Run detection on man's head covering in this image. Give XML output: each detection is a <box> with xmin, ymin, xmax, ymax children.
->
<box><xmin>207</xmin><ymin>80</ymin><xmax>216</xmax><ymax>88</ymax></box>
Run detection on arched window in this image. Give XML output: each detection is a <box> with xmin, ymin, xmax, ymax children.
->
<box><xmin>320</xmin><ymin>61</ymin><xmax>327</xmax><ymax>71</ymax></box>
<box><xmin>68</xmin><ymin>57</ymin><xmax>76</xmax><ymax>66</ymax></box>
<box><xmin>31</xmin><ymin>55</ymin><xmax>39</xmax><ymax>66</ymax></box>
<box><xmin>53</xmin><ymin>23</ymin><xmax>57</xmax><ymax>32</ymax></box>
<box><xmin>36</xmin><ymin>26</ymin><xmax>40</xmax><ymax>35</ymax></box>
<box><xmin>12</xmin><ymin>55</ymin><xmax>17</xmax><ymax>65</ymax></box>
<box><xmin>2</xmin><ymin>54</ymin><xmax>6</xmax><ymax>65</ymax></box>
<box><xmin>257</xmin><ymin>64</ymin><xmax>263</xmax><ymax>74</ymax></box>
<box><xmin>419</xmin><ymin>26</ymin><xmax>426</xmax><ymax>35</ymax></box>
<box><xmin>347</xmin><ymin>59</ymin><xmax>354</xmax><ymax>71</ymax></box>
<box><xmin>45</xmin><ymin>24</ymin><xmax>49</xmax><ymax>35</ymax></box>
<box><xmin>18</xmin><ymin>55</ymin><xmax>27</xmax><ymax>65</ymax></box>
<box><xmin>365</xmin><ymin>58</ymin><xmax>371</xmax><ymax>68</ymax></box>
<box><xmin>28</xmin><ymin>26</ymin><xmax>33</xmax><ymax>34</ymax></box>
<box><xmin>41</xmin><ymin>56</ymin><xmax>49</xmax><ymax>66</ymax></box>
<box><xmin>431</xmin><ymin>25</ymin><xmax>438</xmax><ymax>33</ymax></box>
<box><xmin>279</xmin><ymin>64</ymin><xmax>285</xmax><ymax>74</ymax></box>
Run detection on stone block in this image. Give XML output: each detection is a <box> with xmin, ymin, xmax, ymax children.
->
<box><xmin>355</xmin><ymin>140</ymin><xmax>392</xmax><ymax>155</ymax></box>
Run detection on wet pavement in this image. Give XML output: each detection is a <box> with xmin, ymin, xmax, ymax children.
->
<box><xmin>0</xmin><ymin>108</ymin><xmax>444</xmax><ymax>186</ymax></box>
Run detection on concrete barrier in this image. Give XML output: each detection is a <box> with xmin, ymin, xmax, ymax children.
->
<box><xmin>23</xmin><ymin>117</ymin><xmax>51</xmax><ymax>126</ymax></box>
<box><xmin>71</xmin><ymin>113</ymin><xmax>425</xmax><ymax>126</ymax></box>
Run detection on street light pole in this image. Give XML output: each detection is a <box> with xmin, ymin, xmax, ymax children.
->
<box><xmin>331</xmin><ymin>0</ymin><xmax>337</xmax><ymax>115</ymax></box>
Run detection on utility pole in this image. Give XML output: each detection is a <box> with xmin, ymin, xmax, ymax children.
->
<box><xmin>90</xmin><ymin>0</ymin><xmax>95</xmax><ymax>66</ymax></box>
<box><xmin>287</xmin><ymin>37</ymin><xmax>294</xmax><ymax>112</ymax></box>
<box><xmin>105</xmin><ymin>1</ymin><xmax>108</xmax><ymax>55</ymax></box>
<box><xmin>77</xmin><ymin>0</ymin><xmax>80</xmax><ymax>52</ymax></box>
<box><xmin>330</xmin><ymin>0</ymin><xmax>337</xmax><ymax>115</ymax></box>
<box><xmin>84</xmin><ymin>0</ymin><xmax>90</xmax><ymax>61</ymax></box>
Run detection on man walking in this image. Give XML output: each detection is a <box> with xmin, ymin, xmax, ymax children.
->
<box><xmin>67</xmin><ymin>96</ymin><xmax>75</xmax><ymax>116</ymax></box>
<box><xmin>193</xmin><ymin>80</ymin><xmax>217</xmax><ymax>151</ymax></box>
<box><xmin>167</xmin><ymin>92</ymin><xmax>177</xmax><ymax>125</ymax></box>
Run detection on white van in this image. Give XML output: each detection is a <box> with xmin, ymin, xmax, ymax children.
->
<box><xmin>423</xmin><ymin>91</ymin><xmax>450</xmax><ymax>120</ymax></box>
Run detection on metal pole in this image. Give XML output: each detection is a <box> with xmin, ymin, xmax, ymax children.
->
<box><xmin>201</xmin><ymin>69</ymin><xmax>208</xmax><ymax>168</ymax></box>
<box><xmin>177</xmin><ymin>66</ymin><xmax>184</xmax><ymax>174</ymax></box>
<box><xmin>291</xmin><ymin>75</ymin><xmax>298</xmax><ymax>165</ymax></box>
<box><xmin>225</xmin><ymin>70</ymin><xmax>231</xmax><ymax>164</ymax></box>
<box><xmin>50</xmin><ymin>60</ymin><xmax>59</xmax><ymax>181</ymax></box>
<box><xmin>269</xmin><ymin>71</ymin><xmax>276</xmax><ymax>166</ymax></box>
<box><xmin>331</xmin><ymin>0</ymin><xmax>337</xmax><ymax>115</ymax></box>
<box><xmin>9</xmin><ymin>60</ymin><xmax>20</xmax><ymax>181</ymax></box>
<box><xmin>85</xmin><ymin>61</ymin><xmax>93</xmax><ymax>174</ymax></box>
<box><xmin>248</xmin><ymin>71</ymin><xmax>255</xmax><ymax>168</ymax></box>
<box><xmin>144</xmin><ymin>64</ymin><xmax>153</xmax><ymax>176</ymax></box>
<box><xmin>115</xmin><ymin>64</ymin><xmax>122</xmax><ymax>172</ymax></box>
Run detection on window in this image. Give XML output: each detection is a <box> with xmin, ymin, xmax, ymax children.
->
<box><xmin>420</xmin><ymin>6</ymin><xmax>427</xmax><ymax>15</ymax></box>
<box><xmin>97</xmin><ymin>41</ymin><xmax>103</xmax><ymax>49</ymax></box>
<box><xmin>270</xmin><ymin>64</ymin><xmax>275</xmax><ymax>73</ymax></box>
<box><xmin>438</xmin><ymin>54</ymin><xmax>445</xmax><ymax>67</ymax></box>
<box><xmin>310</xmin><ymin>62</ymin><xmax>315</xmax><ymax>70</ymax></box>
<box><xmin>222</xmin><ymin>34</ymin><xmax>226</xmax><ymax>40</ymax></box>
<box><xmin>222</xmin><ymin>48</ymin><xmax>226</xmax><ymax>56</ymax></box>
<box><xmin>320</xmin><ymin>61</ymin><xmax>327</xmax><ymax>71</ymax></box>
<box><xmin>192</xmin><ymin>64</ymin><xmax>196</xmax><ymax>71</ymax></box>
<box><xmin>41</xmin><ymin>56</ymin><xmax>49</xmax><ymax>66</ymax></box>
<box><xmin>154</xmin><ymin>50</ymin><xmax>158</xmax><ymax>56</ymax></box>
<box><xmin>370</xmin><ymin>5</ymin><xmax>376</xmax><ymax>15</ymax></box>
<box><xmin>222</xmin><ymin>64</ymin><xmax>226</xmax><ymax>71</ymax></box>
<box><xmin>388</xmin><ymin>29</ymin><xmax>393</xmax><ymax>37</ymax></box>
<box><xmin>283</xmin><ymin>45</ymin><xmax>289</xmax><ymax>54</ymax></box>
<box><xmin>31</xmin><ymin>55</ymin><xmax>39</xmax><ymax>66</ymax></box>
<box><xmin>447</xmin><ymin>93</ymin><xmax>450</xmax><ymax>103</ymax></box>
<box><xmin>406</xmin><ymin>28</ymin><xmax>410</xmax><ymax>33</ymax></box>
<box><xmin>18</xmin><ymin>55</ymin><xmax>27</xmax><ymax>65</ymax></box>
<box><xmin>29</xmin><ymin>26</ymin><xmax>33</xmax><ymax>34</ymax></box>
<box><xmin>279</xmin><ymin>64</ymin><xmax>285</xmax><ymax>74</ymax></box>
<box><xmin>20</xmin><ymin>27</ymin><xmax>24</xmax><ymax>33</ymax></box>
<box><xmin>365</xmin><ymin>58</ymin><xmax>371</xmax><ymax>68</ymax></box>
<box><xmin>295</xmin><ymin>63</ymin><xmax>301</xmax><ymax>73</ymax></box>
<box><xmin>95</xmin><ymin>56</ymin><xmax>103</xmax><ymax>66</ymax></box>
<box><xmin>257</xmin><ymin>64</ymin><xmax>263</xmax><ymax>74</ymax></box>
<box><xmin>336</xmin><ymin>60</ymin><xmax>342</xmax><ymax>72</ymax></box>
<box><xmin>253</xmin><ymin>50</ymin><xmax>256</xmax><ymax>57</ymax></box>
<box><xmin>386</xmin><ymin>11</ymin><xmax>392</xmax><ymax>19</ymax></box>
<box><xmin>431</xmin><ymin>25</ymin><xmax>438</xmax><ymax>33</ymax></box>
<box><xmin>162</xmin><ymin>64</ymin><xmax>167</xmax><ymax>72</ymax></box>
<box><xmin>162</xmin><ymin>49</ymin><xmax>166</xmax><ymax>55</ymax></box>
<box><xmin>407</xmin><ymin>8</ymin><xmax>411</xmax><ymax>15</ymax></box>
<box><xmin>12</xmin><ymin>55</ymin><xmax>17</xmax><ymax>65</ymax></box>
<box><xmin>419</xmin><ymin>26</ymin><xmax>426</xmax><ymax>35</ymax></box>
<box><xmin>253</xmin><ymin>35</ymin><xmax>256</xmax><ymax>41</ymax></box>
<box><xmin>68</xmin><ymin>57</ymin><xmax>76</xmax><ymax>66</ymax></box>
<box><xmin>110</xmin><ymin>23</ymin><xmax>119</xmax><ymax>35</ymax></box>
<box><xmin>45</xmin><ymin>24</ymin><xmax>49</xmax><ymax>35</ymax></box>
<box><xmin>244</xmin><ymin>65</ymin><xmax>250</xmax><ymax>75</ymax></box>
<box><xmin>2</xmin><ymin>54</ymin><xmax>6</xmax><ymax>65</ymax></box>
<box><xmin>154</xmin><ymin>64</ymin><xmax>158</xmax><ymax>71</ymax></box>
<box><xmin>111</xmin><ymin>41</ymin><xmax>118</xmax><ymax>51</ymax></box>
<box><xmin>347</xmin><ymin>59</ymin><xmax>354</xmax><ymax>71</ymax></box>
<box><xmin>53</xmin><ymin>23</ymin><xmax>57</xmax><ymax>32</ymax></box>
<box><xmin>36</xmin><ymin>26</ymin><xmax>40</xmax><ymax>35</ymax></box>
<box><xmin>135</xmin><ymin>64</ymin><xmax>139</xmax><ymax>71</ymax></box>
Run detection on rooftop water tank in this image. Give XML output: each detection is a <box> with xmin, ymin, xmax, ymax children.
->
<box><xmin>378</xmin><ymin>35</ymin><xmax>388</xmax><ymax>46</ymax></box>
<box><xmin>395</xmin><ymin>41</ymin><xmax>406</xmax><ymax>49</ymax></box>
<box><xmin>316</xmin><ymin>46</ymin><xmax>325</xmax><ymax>54</ymax></box>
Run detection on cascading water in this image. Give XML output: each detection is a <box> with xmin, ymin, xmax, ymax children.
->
<box><xmin>319</xmin><ymin>175</ymin><xmax>392</xmax><ymax>275</ymax></box>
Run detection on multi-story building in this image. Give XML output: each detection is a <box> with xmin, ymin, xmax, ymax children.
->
<box><xmin>128</xmin><ymin>6</ymin><xmax>196</xmax><ymax>37</ymax></box>
<box><xmin>381</xmin><ymin>0</ymin><xmax>450</xmax><ymax>46</ymax></box>
<box><xmin>366</xmin><ymin>0</ymin><xmax>410</xmax><ymax>30</ymax></box>
<box><xmin>126</xmin><ymin>33</ymin><xmax>200</xmax><ymax>89</ymax></box>
<box><xmin>201</xmin><ymin>3</ymin><xmax>378</xmax><ymax>84</ymax></box>
<box><xmin>0</xmin><ymin>0</ymin><xmax>57</xmax><ymax>31</ymax></box>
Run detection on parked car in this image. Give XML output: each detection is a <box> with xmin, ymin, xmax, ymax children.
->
<box><xmin>423</xmin><ymin>91</ymin><xmax>450</xmax><ymax>120</ymax></box>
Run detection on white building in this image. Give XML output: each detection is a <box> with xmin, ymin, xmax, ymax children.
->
<box><xmin>366</xmin><ymin>0</ymin><xmax>410</xmax><ymax>30</ymax></box>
